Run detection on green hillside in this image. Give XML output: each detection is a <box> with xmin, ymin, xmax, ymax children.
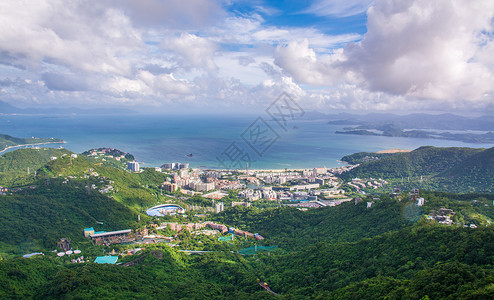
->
<box><xmin>340</xmin><ymin>146</ymin><xmax>493</xmax><ymax>193</ymax></box>
<box><xmin>213</xmin><ymin>197</ymin><xmax>412</xmax><ymax>249</ymax></box>
<box><xmin>257</xmin><ymin>225</ymin><xmax>494</xmax><ymax>298</ymax></box>
<box><xmin>1</xmin><ymin>193</ymin><xmax>494</xmax><ymax>299</ymax></box>
<box><xmin>0</xmin><ymin>247</ymin><xmax>264</xmax><ymax>299</ymax></box>
<box><xmin>340</xmin><ymin>151</ymin><xmax>397</xmax><ymax>165</ymax></box>
<box><xmin>0</xmin><ymin>148</ymin><xmax>173</xmax><ymax>257</ymax></box>
<box><xmin>38</xmin><ymin>154</ymin><xmax>171</xmax><ymax>209</ymax></box>
<box><xmin>436</xmin><ymin>147</ymin><xmax>494</xmax><ymax>192</ymax></box>
<box><xmin>0</xmin><ymin>134</ymin><xmax>64</xmax><ymax>152</ymax></box>
<box><xmin>1</xmin><ymin>145</ymin><xmax>494</xmax><ymax>298</ymax></box>
<box><xmin>0</xmin><ymin>148</ymin><xmax>72</xmax><ymax>186</ymax></box>
<box><xmin>0</xmin><ymin>181</ymin><xmax>141</xmax><ymax>257</ymax></box>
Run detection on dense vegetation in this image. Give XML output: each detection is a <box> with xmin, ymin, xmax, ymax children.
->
<box><xmin>340</xmin><ymin>146</ymin><xmax>493</xmax><ymax>193</ymax></box>
<box><xmin>0</xmin><ymin>247</ymin><xmax>266</xmax><ymax>299</ymax></box>
<box><xmin>1</xmin><ymin>146</ymin><xmax>494</xmax><ymax>298</ymax></box>
<box><xmin>213</xmin><ymin>198</ymin><xmax>412</xmax><ymax>249</ymax></box>
<box><xmin>257</xmin><ymin>225</ymin><xmax>494</xmax><ymax>298</ymax></box>
<box><xmin>0</xmin><ymin>181</ymin><xmax>141</xmax><ymax>258</ymax></box>
<box><xmin>38</xmin><ymin>154</ymin><xmax>171</xmax><ymax>209</ymax></box>
<box><xmin>340</xmin><ymin>151</ymin><xmax>397</xmax><ymax>165</ymax></box>
<box><xmin>0</xmin><ymin>148</ymin><xmax>71</xmax><ymax>186</ymax></box>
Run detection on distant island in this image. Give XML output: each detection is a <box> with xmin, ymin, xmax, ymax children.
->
<box><xmin>335</xmin><ymin>123</ymin><xmax>494</xmax><ymax>144</ymax></box>
<box><xmin>0</xmin><ymin>133</ymin><xmax>65</xmax><ymax>153</ymax></box>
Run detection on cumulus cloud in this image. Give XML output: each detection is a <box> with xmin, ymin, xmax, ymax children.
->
<box><xmin>0</xmin><ymin>1</ymin><xmax>142</xmax><ymax>75</ymax></box>
<box><xmin>0</xmin><ymin>0</ymin><xmax>492</xmax><ymax>113</ymax></box>
<box><xmin>276</xmin><ymin>0</ymin><xmax>494</xmax><ymax>107</ymax></box>
<box><xmin>345</xmin><ymin>0</ymin><xmax>494</xmax><ymax>101</ymax></box>
<box><xmin>274</xmin><ymin>39</ymin><xmax>347</xmax><ymax>85</ymax></box>
<box><xmin>163</xmin><ymin>33</ymin><xmax>217</xmax><ymax>70</ymax></box>
<box><xmin>104</xmin><ymin>71</ymin><xmax>192</xmax><ymax>98</ymax></box>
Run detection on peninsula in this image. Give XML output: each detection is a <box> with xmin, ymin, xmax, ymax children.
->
<box><xmin>0</xmin><ymin>133</ymin><xmax>65</xmax><ymax>153</ymax></box>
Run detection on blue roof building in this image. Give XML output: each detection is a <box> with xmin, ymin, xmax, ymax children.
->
<box><xmin>94</xmin><ymin>256</ymin><xmax>118</xmax><ymax>264</ymax></box>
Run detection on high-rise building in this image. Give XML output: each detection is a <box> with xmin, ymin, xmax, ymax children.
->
<box><xmin>162</xmin><ymin>182</ymin><xmax>178</xmax><ymax>192</ymax></box>
<box><xmin>128</xmin><ymin>161</ymin><xmax>140</xmax><ymax>172</ymax></box>
<box><xmin>215</xmin><ymin>202</ymin><xmax>224</xmax><ymax>213</ymax></box>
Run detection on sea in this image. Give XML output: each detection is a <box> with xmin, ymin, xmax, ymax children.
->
<box><xmin>1</xmin><ymin>113</ymin><xmax>493</xmax><ymax>170</ymax></box>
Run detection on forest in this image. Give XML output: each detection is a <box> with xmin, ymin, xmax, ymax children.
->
<box><xmin>341</xmin><ymin>146</ymin><xmax>494</xmax><ymax>193</ymax></box>
<box><xmin>1</xmin><ymin>147</ymin><xmax>494</xmax><ymax>298</ymax></box>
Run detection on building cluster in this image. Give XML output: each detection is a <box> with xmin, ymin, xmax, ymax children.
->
<box><xmin>285</xmin><ymin>198</ymin><xmax>353</xmax><ymax>210</ymax></box>
<box><xmin>427</xmin><ymin>208</ymin><xmax>456</xmax><ymax>225</ymax></box>
<box><xmin>161</xmin><ymin>162</ymin><xmax>189</xmax><ymax>170</ymax></box>
<box><xmin>228</xmin><ymin>227</ymin><xmax>264</xmax><ymax>240</ymax></box>
<box><xmin>0</xmin><ymin>185</ymin><xmax>36</xmax><ymax>195</ymax></box>
<box><xmin>159</xmin><ymin>167</ymin><xmax>219</xmax><ymax>193</ymax></box>
<box><xmin>159</xmin><ymin>221</ymin><xmax>229</xmax><ymax>234</ymax></box>
<box><xmin>87</xmin><ymin>148</ymin><xmax>130</xmax><ymax>162</ymax></box>
<box><xmin>347</xmin><ymin>178</ymin><xmax>388</xmax><ymax>191</ymax></box>
<box><xmin>0</xmin><ymin>186</ymin><xmax>8</xmax><ymax>195</ymax></box>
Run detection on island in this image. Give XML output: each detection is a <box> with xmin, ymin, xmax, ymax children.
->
<box><xmin>335</xmin><ymin>123</ymin><xmax>494</xmax><ymax>143</ymax></box>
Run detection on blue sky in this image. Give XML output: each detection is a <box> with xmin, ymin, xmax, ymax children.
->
<box><xmin>229</xmin><ymin>0</ymin><xmax>369</xmax><ymax>35</ymax></box>
<box><xmin>0</xmin><ymin>0</ymin><xmax>493</xmax><ymax>114</ymax></box>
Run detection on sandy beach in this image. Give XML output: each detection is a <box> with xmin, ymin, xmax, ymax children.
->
<box><xmin>376</xmin><ymin>149</ymin><xmax>412</xmax><ymax>154</ymax></box>
<box><xmin>0</xmin><ymin>140</ymin><xmax>67</xmax><ymax>154</ymax></box>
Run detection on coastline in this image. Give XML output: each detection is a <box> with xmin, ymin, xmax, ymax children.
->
<box><xmin>0</xmin><ymin>140</ymin><xmax>67</xmax><ymax>154</ymax></box>
<box><xmin>376</xmin><ymin>149</ymin><xmax>411</xmax><ymax>154</ymax></box>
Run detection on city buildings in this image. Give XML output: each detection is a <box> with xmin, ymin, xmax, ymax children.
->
<box><xmin>161</xmin><ymin>162</ymin><xmax>189</xmax><ymax>170</ymax></box>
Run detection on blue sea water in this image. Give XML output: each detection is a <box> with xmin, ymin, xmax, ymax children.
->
<box><xmin>1</xmin><ymin>114</ymin><xmax>493</xmax><ymax>169</ymax></box>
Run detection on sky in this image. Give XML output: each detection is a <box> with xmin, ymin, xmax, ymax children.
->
<box><xmin>0</xmin><ymin>0</ymin><xmax>493</xmax><ymax>115</ymax></box>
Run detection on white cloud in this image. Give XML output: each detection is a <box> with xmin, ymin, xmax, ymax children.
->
<box><xmin>0</xmin><ymin>0</ymin><xmax>492</xmax><ymax>113</ymax></box>
<box><xmin>274</xmin><ymin>39</ymin><xmax>347</xmax><ymax>85</ymax></box>
<box><xmin>344</xmin><ymin>0</ymin><xmax>494</xmax><ymax>102</ymax></box>
<box><xmin>163</xmin><ymin>33</ymin><xmax>217</xmax><ymax>70</ymax></box>
<box><xmin>0</xmin><ymin>1</ymin><xmax>142</xmax><ymax>75</ymax></box>
<box><xmin>303</xmin><ymin>0</ymin><xmax>374</xmax><ymax>17</ymax></box>
<box><xmin>275</xmin><ymin>0</ymin><xmax>494</xmax><ymax>108</ymax></box>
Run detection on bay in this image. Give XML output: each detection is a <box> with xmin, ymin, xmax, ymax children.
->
<box><xmin>1</xmin><ymin>114</ymin><xmax>493</xmax><ymax>169</ymax></box>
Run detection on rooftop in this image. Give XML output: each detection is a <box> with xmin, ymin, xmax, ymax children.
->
<box><xmin>94</xmin><ymin>256</ymin><xmax>118</xmax><ymax>264</ymax></box>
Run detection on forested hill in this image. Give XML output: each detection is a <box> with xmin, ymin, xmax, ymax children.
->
<box><xmin>213</xmin><ymin>197</ymin><xmax>413</xmax><ymax>249</ymax></box>
<box><xmin>0</xmin><ymin>148</ymin><xmax>72</xmax><ymax>186</ymax></box>
<box><xmin>435</xmin><ymin>147</ymin><xmax>494</xmax><ymax>192</ymax></box>
<box><xmin>340</xmin><ymin>146</ymin><xmax>493</xmax><ymax>192</ymax></box>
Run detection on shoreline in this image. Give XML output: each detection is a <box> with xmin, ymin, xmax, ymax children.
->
<box><xmin>375</xmin><ymin>149</ymin><xmax>411</xmax><ymax>154</ymax></box>
<box><xmin>0</xmin><ymin>140</ymin><xmax>67</xmax><ymax>154</ymax></box>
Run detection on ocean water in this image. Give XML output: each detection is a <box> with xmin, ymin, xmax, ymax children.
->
<box><xmin>1</xmin><ymin>114</ymin><xmax>493</xmax><ymax>169</ymax></box>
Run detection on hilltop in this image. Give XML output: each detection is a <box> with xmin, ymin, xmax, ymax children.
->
<box><xmin>0</xmin><ymin>148</ymin><xmax>71</xmax><ymax>186</ymax></box>
<box><xmin>340</xmin><ymin>146</ymin><xmax>493</xmax><ymax>193</ymax></box>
